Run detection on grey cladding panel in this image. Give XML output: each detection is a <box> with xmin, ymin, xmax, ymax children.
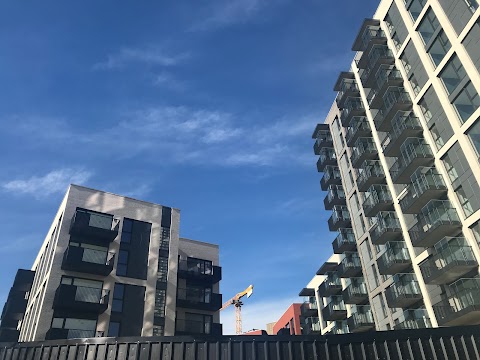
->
<box><xmin>463</xmin><ymin>21</ymin><xmax>480</xmax><ymax>74</ymax></box>
<box><xmin>423</xmin><ymin>86</ymin><xmax>453</xmax><ymax>146</ymax></box>
<box><xmin>388</xmin><ymin>2</ymin><xmax>408</xmax><ymax>43</ymax></box>
<box><xmin>404</xmin><ymin>41</ymin><xmax>428</xmax><ymax>88</ymax></box>
<box><xmin>439</xmin><ymin>0</ymin><xmax>475</xmax><ymax>35</ymax></box>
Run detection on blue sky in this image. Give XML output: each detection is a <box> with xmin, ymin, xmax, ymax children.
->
<box><xmin>0</xmin><ymin>0</ymin><xmax>378</xmax><ymax>334</ymax></box>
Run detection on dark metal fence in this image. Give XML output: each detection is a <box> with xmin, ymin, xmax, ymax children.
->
<box><xmin>2</xmin><ymin>325</ymin><xmax>480</xmax><ymax>360</ymax></box>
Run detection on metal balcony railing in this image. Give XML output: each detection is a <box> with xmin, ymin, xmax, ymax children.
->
<box><xmin>420</xmin><ymin>237</ymin><xmax>478</xmax><ymax>285</ymax></box>
<box><xmin>408</xmin><ymin>200</ymin><xmax>461</xmax><ymax>248</ymax></box>
<box><xmin>400</xmin><ymin>167</ymin><xmax>447</xmax><ymax>214</ymax></box>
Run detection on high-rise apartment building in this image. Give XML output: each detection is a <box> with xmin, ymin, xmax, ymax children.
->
<box><xmin>0</xmin><ymin>185</ymin><xmax>222</xmax><ymax>342</ymax></box>
<box><xmin>303</xmin><ymin>0</ymin><xmax>480</xmax><ymax>333</ymax></box>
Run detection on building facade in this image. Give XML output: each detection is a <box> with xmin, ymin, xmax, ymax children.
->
<box><xmin>272</xmin><ymin>303</ymin><xmax>303</xmax><ymax>335</ymax></box>
<box><xmin>0</xmin><ymin>185</ymin><xmax>222</xmax><ymax>342</ymax></box>
<box><xmin>304</xmin><ymin>0</ymin><xmax>480</xmax><ymax>333</ymax></box>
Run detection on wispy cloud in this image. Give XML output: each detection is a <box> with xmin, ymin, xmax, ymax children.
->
<box><xmin>2</xmin><ymin>168</ymin><xmax>93</xmax><ymax>197</ymax></box>
<box><xmin>93</xmin><ymin>46</ymin><xmax>190</xmax><ymax>70</ymax></box>
<box><xmin>153</xmin><ymin>71</ymin><xmax>187</xmax><ymax>91</ymax></box>
<box><xmin>190</xmin><ymin>0</ymin><xmax>284</xmax><ymax>31</ymax></box>
<box><xmin>9</xmin><ymin>106</ymin><xmax>316</xmax><ymax>168</ymax></box>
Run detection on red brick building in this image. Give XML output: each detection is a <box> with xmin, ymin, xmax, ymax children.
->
<box><xmin>273</xmin><ymin>303</ymin><xmax>303</xmax><ymax>335</ymax></box>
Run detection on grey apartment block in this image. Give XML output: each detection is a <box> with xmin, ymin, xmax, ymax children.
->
<box><xmin>0</xmin><ymin>185</ymin><xmax>222</xmax><ymax>342</ymax></box>
<box><xmin>303</xmin><ymin>0</ymin><xmax>480</xmax><ymax>333</ymax></box>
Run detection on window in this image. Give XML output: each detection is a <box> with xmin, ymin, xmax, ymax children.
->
<box><xmin>439</xmin><ymin>54</ymin><xmax>466</xmax><ymax>94</ymax></box>
<box><xmin>153</xmin><ymin>325</ymin><xmax>164</xmax><ymax>336</ymax></box>
<box><xmin>116</xmin><ymin>250</ymin><xmax>128</xmax><ymax>276</ymax></box>
<box><xmin>442</xmin><ymin>152</ymin><xmax>460</xmax><ymax>182</ymax></box>
<box><xmin>108</xmin><ymin>322</ymin><xmax>120</xmax><ymax>337</ymax></box>
<box><xmin>112</xmin><ymin>283</ymin><xmax>124</xmax><ymax>312</ymax></box>
<box><xmin>456</xmin><ymin>185</ymin><xmax>475</xmax><ymax>217</ymax></box>
<box><xmin>121</xmin><ymin>219</ymin><xmax>133</xmax><ymax>243</ymax></box>
<box><xmin>417</xmin><ymin>8</ymin><xmax>439</xmax><ymax>44</ymax></box>
<box><xmin>467</xmin><ymin>120</ymin><xmax>480</xmax><ymax>156</ymax></box>
<box><xmin>471</xmin><ymin>222</ymin><xmax>480</xmax><ymax>246</ymax></box>
<box><xmin>157</xmin><ymin>257</ymin><xmax>168</xmax><ymax>282</ymax></box>
<box><xmin>154</xmin><ymin>288</ymin><xmax>166</xmax><ymax>317</ymax></box>
<box><xmin>453</xmin><ymin>81</ymin><xmax>480</xmax><ymax>122</ymax></box>
<box><xmin>406</xmin><ymin>0</ymin><xmax>427</xmax><ymax>21</ymax></box>
<box><xmin>465</xmin><ymin>0</ymin><xmax>479</xmax><ymax>13</ymax></box>
<box><xmin>428</xmin><ymin>30</ymin><xmax>451</xmax><ymax>66</ymax></box>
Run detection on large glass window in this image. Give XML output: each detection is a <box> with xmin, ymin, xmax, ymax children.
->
<box><xmin>406</xmin><ymin>0</ymin><xmax>427</xmax><ymax>21</ymax></box>
<box><xmin>116</xmin><ymin>250</ymin><xmax>129</xmax><ymax>276</ymax></box>
<box><xmin>467</xmin><ymin>120</ymin><xmax>480</xmax><ymax>156</ymax></box>
<box><xmin>428</xmin><ymin>30</ymin><xmax>451</xmax><ymax>66</ymax></box>
<box><xmin>453</xmin><ymin>81</ymin><xmax>480</xmax><ymax>122</ymax></box>
<box><xmin>112</xmin><ymin>283</ymin><xmax>124</xmax><ymax>312</ymax></box>
<box><xmin>418</xmin><ymin>8</ymin><xmax>440</xmax><ymax>44</ymax></box>
<box><xmin>439</xmin><ymin>54</ymin><xmax>467</xmax><ymax>94</ymax></box>
<box><xmin>121</xmin><ymin>219</ymin><xmax>133</xmax><ymax>243</ymax></box>
<box><xmin>108</xmin><ymin>322</ymin><xmax>120</xmax><ymax>337</ymax></box>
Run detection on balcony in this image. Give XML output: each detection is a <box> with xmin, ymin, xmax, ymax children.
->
<box><xmin>313</xmin><ymin>128</ymin><xmax>333</xmax><ymax>155</ymax></box>
<box><xmin>301</xmin><ymin>317</ymin><xmax>321</xmax><ymax>335</ymax></box>
<box><xmin>340</xmin><ymin>97</ymin><xmax>365</xmax><ymax>127</ymax></box>
<box><xmin>408</xmin><ymin>200</ymin><xmax>462</xmax><ymax>248</ymax></box>
<box><xmin>363</xmin><ymin>185</ymin><xmax>393</xmax><ymax>217</ymax></box>
<box><xmin>345</xmin><ymin>117</ymin><xmax>371</xmax><ymax>147</ymax></box>
<box><xmin>322</xmin><ymin>298</ymin><xmax>347</xmax><ymax>321</ymax></box>
<box><xmin>317</xmin><ymin>148</ymin><xmax>337</xmax><ymax>172</ymax></box>
<box><xmin>347</xmin><ymin>308</ymin><xmax>375</xmax><ymax>332</ymax></box>
<box><xmin>373</xmin><ymin>89</ymin><xmax>413</xmax><ymax>131</ymax></box>
<box><xmin>320</xmin><ymin>166</ymin><xmax>342</xmax><ymax>191</ymax></box>
<box><xmin>433</xmin><ymin>278</ymin><xmax>480</xmax><ymax>326</ymax></box>
<box><xmin>176</xmin><ymin>287</ymin><xmax>222</xmax><ymax>311</ymax></box>
<box><xmin>357</xmin><ymin>160</ymin><xmax>386</xmax><ymax>191</ymax></box>
<box><xmin>369</xmin><ymin>67</ymin><xmax>404</xmax><ymax>109</ymax></box>
<box><xmin>351</xmin><ymin>138</ymin><xmax>378</xmax><ymax>168</ymax></box>
<box><xmin>370</xmin><ymin>212</ymin><xmax>402</xmax><ymax>245</ymax></box>
<box><xmin>69</xmin><ymin>209</ymin><xmax>119</xmax><ymax>243</ymax></box>
<box><xmin>178</xmin><ymin>259</ymin><xmax>222</xmax><ymax>284</ymax></box>
<box><xmin>45</xmin><ymin>328</ymin><xmax>99</xmax><ymax>340</ymax></box>
<box><xmin>352</xmin><ymin>19</ymin><xmax>386</xmax><ymax>52</ymax></box>
<box><xmin>318</xmin><ymin>273</ymin><xmax>342</xmax><ymax>297</ymax></box>
<box><xmin>337</xmin><ymin>253</ymin><xmax>362</xmax><ymax>278</ymax></box>
<box><xmin>324</xmin><ymin>185</ymin><xmax>346</xmax><ymax>210</ymax></box>
<box><xmin>385</xmin><ymin>275</ymin><xmax>422</xmax><ymax>308</ymax></box>
<box><xmin>61</xmin><ymin>246</ymin><xmax>115</xmax><ymax>276</ymax></box>
<box><xmin>420</xmin><ymin>237</ymin><xmax>478</xmax><ymax>285</ymax></box>
<box><xmin>400</xmin><ymin>167</ymin><xmax>447</xmax><ymax>214</ymax></box>
<box><xmin>381</xmin><ymin>112</ymin><xmax>423</xmax><ymax>157</ymax></box>
<box><xmin>342</xmin><ymin>279</ymin><xmax>369</xmax><ymax>304</ymax></box>
<box><xmin>394</xmin><ymin>310</ymin><xmax>432</xmax><ymax>330</ymax></box>
<box><xmin>332</xmin><ymin>228</ymin><xmax>356</xmax><ymax>254</ymax></box>
<box><xmin>53</xmin><ymin>284</ymin><xmax>109</xmax><ymax>314</ymax></box>
<box><xmin>0</xmin><ymin>328</ymin><xmax>20</xmax><ymax>342</ymax></box>
<box><xmin>358</xmin><ymin>46</ymin><xmax>395</xmax><ymax>87</ymax></box>
<box><xmin>175</xmin><ymin>320</ymin><xmax>223</xmax><ymax>336</ymax></box>
<box><xmin>390</xmin><ymin>138</ymin><xmax>434</xmax><ymax>184</ymax></box>
<box><xmin>334</xmin><ymin>72</ymin><xmax>359</xmax><ymax>106</ymax></box>
<box><xmin>330</xmin><ymin>321</ymin><xmax>349</xmax><ymax>335</ymax></box>
<box><xmin>328</xmin><ymin>206</ymin><xmax>351</xmax><ymax>231</ymax></box>
<box><xmin>301</xmin><ymin>298</ymin><xmax>319</xmax><ymax>317</ymax></box>
<box><xmin>1</xmin><ymin>293</ymin><xmax>28</xmax><ymax>322</ymax></box>
<box><xmin>377</xmin><ymin>242</ymin><xmax>411</xmax><ymax>275</ymax></box>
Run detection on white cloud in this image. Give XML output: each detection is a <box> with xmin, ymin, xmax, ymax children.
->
<box><xmin>93</xmin><ymin>46</ymin><xmax>189</xmax><ymax>70</ymax></box>
<box><xmin>2</xmin><ymin>168</ymin><xmax>93</xmax><ymax>197</ymax></box>
<box><xmin>221</xmin><ymin>295</ymin><xmax>299</xmax><ymax>335</ymax></box>
<box><xmin>153</xmin><ymin>71</ymin><xmax>187</xmax><ymax>91</ymax></box>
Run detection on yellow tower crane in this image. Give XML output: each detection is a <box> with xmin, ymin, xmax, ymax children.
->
<box><xmin>220</xmin><ymin>285</ymin><xmax>254</xmax><ymax>335</ymax></box>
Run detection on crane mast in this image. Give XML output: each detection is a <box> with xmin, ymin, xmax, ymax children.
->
<box><xmin>220</xmin><ymin>285</ymin><xmax>253</xmax><ymax>335</ymax></box>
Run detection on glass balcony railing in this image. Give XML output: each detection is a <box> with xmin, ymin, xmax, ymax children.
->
<box><xmin>341</xmin><ymin>98</ymin><xmax>365</xmax><ymax>127</ymax></box>
<box><xmin>332</xmin><ymin>228</ymin><xmax>356</xmax><ymax>254</ymax></box>
<box><xmin>377</xmin><ymin>241</ymin><xmax>411</xmax><ymax>275</ymax></box>
<box><xmin>433</xmin><ymin>278</ymin><xmax>480</xmax><ymax>326</ymax></box>
<box><xmin>369</xmin><ymin>67</ymin><xmax>404</xmax><ymax>108</ymax></box>
<box><xmin>385</xmin><ymin>274</ymin><xmax>422</xmax><ymax>308</ymax></box>
<box><xmin>321</xmin><ymin>166</ymin><xmax>342</xmax><ymax>190</ymax></box>
<box><xmin>318</xmin><ymin>272</ymin><xmax>342</xmax><ymax>296</ymax></box>
<box><xmin>394</xmin><ymin>309</ymin><xmax>432</xmax><ymax>330</ymax></box>
<box><xmin>381</xmin><ymin>111</ymin><xmax>422</xmax><ymax>157</ymax></box>
<box><xmin>347</xmin><ymin>308</ymin><xmax>375</xmax><ymax>332</ymax></box>
<box><xmin>400</xmin><ymin>167</ymin><xmax>447</xmax><ymax>214</ymax></box>
<box><xmin>363</xmin><ymin>185</ymin><xmax>393</xmax><ymax>217</ymax></box>
<box><xmin>342</xmin><ymin>278</ymin><xmax>368</xmax><ymax>304</ymax></box>
<box><xmin>314</xmin><ymin>130</ymin><xmax>333</xmax><ymax>155</ymax></box>
<box><xmin>337</xmin><ymin>79</ymin><xmax>360</xmax><ymax>108</ymax></box>
<box><xmin>330</xmin><ymin>321</ymin><xmax>349</xmax><ymax>334</ymax></box>
<box><xmin>373</xmin><ymin>88</ymin><xmax>412</xmax><ymax>131</ymax></box>
<box><xmin>322</xmin><ymin>297</ymin><xmax>347</xmax><ymax>321</ymax></box>
<box><xmin>345</xmin><ymin>118</ymin><xmax>371</xmax><ymax>146</ymax></box>
<box><xmin>325</xmin><ymin>185</ymin><xmax>346</xmax><ymax>210</ymax></box>
<box><xmin>361</xmin><ymin>28</ymin><xmax>386</xmax><ymax>50</ymax></box>
<box><xmin>370</xmin><ymin>211</ymin><xmax>402</xmax><ymax>245</ymax></box>
<box><xmin>409</xmin><ymin>200</ymin><xmax>462</xmax><ymax>248</ymax></box>
<box><xmin>338</xmin><ymin>253</ymin><xmax>362</xmax><ymax>278</ymax></box>
<box><xmin>328</xmin><ymin>206</ymin><xmax>351</xmax><ymax>231</ymax></box>
<box><xmin>420</xmin><ymin>237</ymin><xmax>478</xmax><ymax>285</ymax></box>
<box><xmin>301</xmin><ymin>317</ymin><xmax>321</xmax><ymax>335</ymax></box>
<box><xmin>301</xmin><ymin>297</ymin><xmax>319</xmax><ymax>317</ymax></box>
<box><xmin>351</xmin><ymin>138</ymin><xmax>378</xmax><ymax>168</ymax></box>
<box><xmin>317</xmin><ymin>148</ymin><xmax>337</xmax><ymax>172</ymax></box>
<box><xmin>357</xmin><ymin>160</ymin><xmax>386</xmax><ymax>191</ymax></box>
<box><xmin>390</xmin><ymin>138</ymin><xmax>434</xmax><ymax>183</ymax></box>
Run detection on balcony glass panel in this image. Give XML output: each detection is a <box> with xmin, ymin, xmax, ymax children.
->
<box><xmin>378</xmin><ymin>241</ymin><xmax>410</xmax><ymax>275</ymax></box>
<box><xmin>332</xmin><ymin>206</ymin><xmax>351</xmax><ymax>223</ymax></box>
<box><xmin>351</xmin><ymin>138</ymin><xmax>377</xmax><ymax>167</ymax></box>
<box><xmin>390</xmin><ymin>138</ymin><xmax>434</xmax><ymax>183</ymax></box>
<box><xmin>386</xmin><ymin>274</ymin><xmax>422</xmax><ymax>307</ymax></box>
<box><xmin>345</xmin><ymin>118</ymin><xmax>371</xmax><ymax>145</ymax></box>
<box><xmin>302</xmin><ymin>317</ymin><xmax>321</xmax><ymax>335</ymax></box>
<box><xmin>400</xmin><ymin>167</ymin><xmax>446</xmax><ymax>213</ymax></box>
<box><xmin>341</xmin><ymin>97</ymin><xmax>365</xmax><ymax>126</ymax></box>
<box><xmin>361</xmin><ymin>28</ymin><xmax>386</xmax><ymax>49</ymax></box>
<box><xmin>331</xmin><ymin>321</ymin><xmax>349</xmax><ymax>334</ymax></box>
<box><xmin>342</xmin><ymin>277</ymin><xmax>368</xmax><ymax>304</ymax></box>
<box><xmin>327</xmin><ymin>185</ymin><xmax>345</xmax><ymax>202</ymax></box>
<box><xmin>370</xmin><ymin>211</ymin><xmax>402</xmax><ymax>244</ymax></box>
<box><xmin>337</xmin><ymin>79</ymin><xmax>359</xmax><ymax>103</ymax></box>
<box><xmin>357</xmin><ymin>160</ymin><xmax>386</xmax><ymax>191</ymax></box>
<box><xmin>363</xmin><ymin>185</ymin><xmax>393</xmax><ymax>215</ymax></box>
<box><xmin>373</xmin><ymin>88</ymin><xmax>412</xmax><ymax>130</ymax></box>
<box><xmin>332</xmin><ymin>228</ymin><xmax>356</xmax><ymax>253</ymax></box>
<box><xmin>381</xmin><ymin>111</ymin><xmax>422</xmax><ymax>155</ymax></box>
<box><xmin>395</xmin><ymin>309</ymin><xmax>431</xmax><ymax>329</ymax></box>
